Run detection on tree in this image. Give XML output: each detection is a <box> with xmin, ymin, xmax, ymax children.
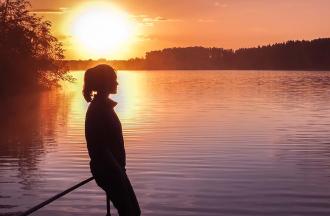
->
<box><xmin>0</xmin><ymin>0</ymin><xmax>72</xmax><ymax>95</ymax></box>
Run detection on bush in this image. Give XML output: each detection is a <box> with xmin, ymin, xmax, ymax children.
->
<box><xmin>0</xmin><ymin>0</ymin><xmax>73</xmax><ymax>95</ymax></box>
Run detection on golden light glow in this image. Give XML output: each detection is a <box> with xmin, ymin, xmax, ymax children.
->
<box><xmin>69</xmin><ymin>2</ymin><xmax>138</xmax><ymax>59</ymax></box>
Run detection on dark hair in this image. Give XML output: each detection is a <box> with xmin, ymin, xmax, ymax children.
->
<box><xmin>83</xmin><ymin>64</ymin><xmax>117</xmax><ymax>102</ymax></box>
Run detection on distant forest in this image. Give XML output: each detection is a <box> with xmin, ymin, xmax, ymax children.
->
<box><xmin>66</xmin><ymin>38</ymin><xmax>330</xmax><ymax>71</ymax></box>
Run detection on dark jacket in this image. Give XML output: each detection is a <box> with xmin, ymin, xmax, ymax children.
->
<box><xmin>85</xmin><ymin>96</ymin><xmax>126</xmax><ymax>177</ymax></box>
<box><xmin>85</xmin><ymin>96</ymin><xmax>141</xmax><ymax>215</ymax></box>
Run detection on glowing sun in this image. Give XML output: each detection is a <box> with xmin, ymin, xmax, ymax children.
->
<box><xmin>71</xmin><ymin>3</ymin><xmax>137</xmax><ymax>58</ymax></box>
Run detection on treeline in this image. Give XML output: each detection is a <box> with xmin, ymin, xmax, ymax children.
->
<box><xmin>65</xmin><ymin>58</ymin><xmax>146</xmax><ymax>70</ymax></box>
<box><xmin>66</xmin><ymin>38</ymin><xmax>330</xmax><ymax>70</ymax></box>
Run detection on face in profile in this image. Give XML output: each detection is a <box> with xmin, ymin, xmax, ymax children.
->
<box><xmin>107</xmin><ymin>75</ymin><xmax>118</xmax><ymax>94</ymax></box>
<box><xmin>83</xmin><ymin>64</ymin><xmax>119</xmax><ymax>101</ymax></box>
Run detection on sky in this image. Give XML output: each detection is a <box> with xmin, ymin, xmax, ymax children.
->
<box><xmin>29</xmin><ymin>0</ymin><xmax>330</xmax><ymax>60</ymax></box>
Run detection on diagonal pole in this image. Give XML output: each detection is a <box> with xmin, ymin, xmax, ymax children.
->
<box><xmin>19</xmin><ymin>177</ymin><xmax>94</xmax><ymax>216</ymax></box>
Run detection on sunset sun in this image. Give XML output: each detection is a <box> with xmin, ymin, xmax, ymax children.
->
<box><xmin>70</xmin><ymin>3</ymin><xmax>137</xmax><ymax>58</ymax></box>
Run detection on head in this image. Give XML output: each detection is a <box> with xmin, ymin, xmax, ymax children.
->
<box><xmin>83</xmin><ymin>64</ymin><xmax>118</xmax><ymax>102</ymax></box>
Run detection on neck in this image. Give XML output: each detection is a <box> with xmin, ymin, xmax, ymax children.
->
<box><xmin>95</xmin><ymin>92</ymin><xmax>110</xmax><ymax>99</ymax></box>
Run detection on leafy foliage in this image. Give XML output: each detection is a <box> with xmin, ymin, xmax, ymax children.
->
<box><xmin>0</xmin><ymin>0</ymin><xmax>72</xmax><ymax>94</ymax></box>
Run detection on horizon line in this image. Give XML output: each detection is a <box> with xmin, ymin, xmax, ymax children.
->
<box><xmin>63</xmin><ymin>37</ymin><xmax>330</xmax><ymax>61</ymax></box>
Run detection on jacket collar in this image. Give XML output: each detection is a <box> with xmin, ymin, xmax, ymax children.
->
<box><xmin>108</xmin><ymin>98</ymin><xmax>118</xmax><ymax>107</ymax></box>
<box><xmin>93</xmin><ymin>95</ymin><xmax>118</xmax><ymax>107</ymax></box>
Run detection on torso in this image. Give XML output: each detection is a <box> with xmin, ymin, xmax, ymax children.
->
<box><xmin>85</xmin><ymin>97</ymin><xmax>126</xmax><ymax>171</ymax></box>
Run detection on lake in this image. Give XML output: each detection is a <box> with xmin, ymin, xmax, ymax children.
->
<box><xmin>1</xmin><ymin>70</ymin><xmax>330</xmax><ymax>216</ymax></box>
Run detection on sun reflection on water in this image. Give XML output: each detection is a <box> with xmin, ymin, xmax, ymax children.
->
<box><xmin>60</xmin><ymin>70</ymin><xmax>147</xmax><ymax>125</ymax></box>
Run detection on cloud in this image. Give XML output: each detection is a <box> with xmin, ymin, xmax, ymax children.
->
<box><xmin>30</xmin><ymin>8</ymin><xmax>68</xmax><ymax>14</ymax></box>
<box><xmin>214</xmin><ymin>2</ymin><xmax>228</xmax><ymax>8</ymax></box>
<box><xmin>137</xmin><ymin>33</ymin><xmax>178</xmax><ymax>42</ymax></box>
<box><xmin>137</xmin><ymin>34</ymin><xmax>152</xmax><ymax>41</ymax></box>
<box><xmin>132</xmin><ymin>15</ymin><xmax>182</xmax><ymax>26</ymax></box>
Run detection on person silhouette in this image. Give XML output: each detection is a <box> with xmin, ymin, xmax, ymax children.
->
<box><xmin>83</xmin><ymin>64</ymin><xmax>141</xmax><ymax>216</ymax></box>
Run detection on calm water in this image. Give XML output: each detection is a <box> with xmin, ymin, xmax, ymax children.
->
<box><xmin>1</xmin><ymin>70</ymin><xmax>330</xmax><ymax>216</ymax></box>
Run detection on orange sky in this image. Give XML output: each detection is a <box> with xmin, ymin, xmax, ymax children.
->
<box><xmin>30</xmin><ymin>0</ymin><xmax>330</xmax><ymax>60</ymax></box>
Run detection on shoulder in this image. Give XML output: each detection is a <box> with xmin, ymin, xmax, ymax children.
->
<box><xmin>86</xmin><ymin>98</ymin><xmax>118</xmax><ymax>120</ymax></box>
<box><xmin>86</xmin><ymin>101</ymin><xmax>107</xmax><ymax>120</ymax></box>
